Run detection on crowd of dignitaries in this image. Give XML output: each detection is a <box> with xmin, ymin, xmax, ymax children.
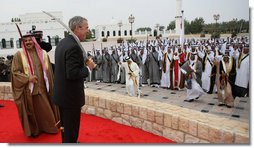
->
<box><xmin>0</xmin><ymin>36</ymin><xmax>250</xmax><ymax>108</ymax></box>
<box><xmin>87</xmin><ymin>36</ymin><xmax>249</xmax><ymax>108</ymax></box>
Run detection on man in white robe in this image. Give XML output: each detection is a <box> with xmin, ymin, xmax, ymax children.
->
<box><xmin>121</xmin><ymin>56</ymin><xmax>141</xmax><ymax>97</ymax></box>
<box><xmin>233</xmin><ymin>44</ymin><xmax>249</xmax><ymax>98</ymax></box>
<box><xmin>181</xmin><ymin>52</ymin><xmax>205</xmax><ymax>102</ymax></box>
<box><xmin>160</xmin><ymin>46</ymin><xmax>173</xmax><ymax>88</ymax></box>
<box><xmin>201</xmin><ymin>47</ymin><xmax>215</xmax><ymax>93</ymax></box>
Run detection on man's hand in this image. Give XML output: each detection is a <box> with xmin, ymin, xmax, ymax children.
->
<box><xmin>29</xmin><ymin>75</ymin><xmax>38</xmax><ymax>83</ymax></box>
<box><xmin>86</xmin><ymin>58</ymin><xmax>96</xmax><ymax>70</ymax></box>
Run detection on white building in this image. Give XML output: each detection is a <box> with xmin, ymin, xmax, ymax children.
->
<box><xmin>95</xmin><ymin>18</ymin><xmax>134</xmax><ymax>41</ymax></box>
<box><xmin>175</xmin><ymin>0</ymin><xmax>183</xmax><ymax>36</ymax></box>
<box><xmin>95</xmin><ymin>0</ymin><xmax>182</xmax><ymax>41</ymax></box>
<box><xmin>0</xmin><ymin>11</ymin><xmax>65</xmax><ymax>49</ymax></box>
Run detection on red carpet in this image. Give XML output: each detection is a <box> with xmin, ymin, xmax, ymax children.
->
<box><xmin>0</xmin><ymin>100</ymin><xmax>175</xmax><ymax>143</ymax></box>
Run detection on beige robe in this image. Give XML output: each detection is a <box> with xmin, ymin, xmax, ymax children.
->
<box><xmin>11</xmin><ymin>49</ymin><xmax>60</xmax><ymax>137</ymax></box>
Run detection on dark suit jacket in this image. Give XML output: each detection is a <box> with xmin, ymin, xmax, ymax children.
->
<box><xmin>53</xmin><ymin>35</ymin><xmax>89</xmax><ymax>108</ymax></box>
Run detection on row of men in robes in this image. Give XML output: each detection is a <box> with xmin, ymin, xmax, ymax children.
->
<box><xmin>86</xmin><ymin>37</ymin><xmax>249</xmax><ymax>107</ymax></box>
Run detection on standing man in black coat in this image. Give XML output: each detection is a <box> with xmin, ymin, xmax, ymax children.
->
<box><xmin>53</xmin><ymin>16</ymin><xmax>95</xmax><ymax>143</ymax></box>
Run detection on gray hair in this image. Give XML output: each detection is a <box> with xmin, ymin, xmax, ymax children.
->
<box><xmin>68</xmin><ymin>16</ymin><xmax>87</xmax><ymax>31</ymax></box>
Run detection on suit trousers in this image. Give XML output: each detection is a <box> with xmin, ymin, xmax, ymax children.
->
<box><xmin>59</xmin><ymin>107</ymin><xmax>81</xmax><ymax>143</ymax></box>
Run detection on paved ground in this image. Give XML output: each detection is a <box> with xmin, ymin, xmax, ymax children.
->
<box><xmin>85</xmin><ymin>81</ymin><xmax>249</xmax><ymax>123</ymax></box>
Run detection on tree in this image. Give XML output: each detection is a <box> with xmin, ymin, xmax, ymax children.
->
<box><xmin>166</xmin><ymin>21</ymin><xmax>175</xmax><ymax>30</ymax></box>
<box><xmin>64</xmin><ymin>31</ymin><xmax>69</xmax><ymax>37</ymax></box>
<box><xmin>91</xmin><ymin>29</ymin><xmax>95</xmax><ymax>38</ymax></box>
<box><xmin>159</xmin><ymin>26</ymin><xmax>165</xmax><ymax>31</ymax></box>
<box><xmin>189</xmin><ymin>17</ymin><xmax>205</xmax><ymax>34</ymax></box>
<box><xmin>86</xmin><ymin>29</ymin><xmax>93</xmax><ymax>39</ymax></box>
<box><xmin>136</xmin><ymin>27</ymin><xmax>152</xmax><ymax>32</ymax></box>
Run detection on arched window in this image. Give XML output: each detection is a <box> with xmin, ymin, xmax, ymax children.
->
<box><xmin>129</xmin><ymin>30</ymin><xmax>132</xmax><ymax>36</ymax></box>
<box><xmin>107</xmin><ymin>31</ymin><xmax>110</xmax><ymax>37</ymax></box>
<box><xmin>16</xmin><ymin>40</ymin><xmax>20</xmax><ymax>48</ymax></box>
<box><xmin>101</xmin><ymin>31</ymin><xmax>105</xmax><ymax>37</ymax></box>
<box><xmin>1</xmin><ymin>38</ymin><xmax>6</xmax><ymax>48</ymax></box>
<box><xmin>118</xmin><ymin>30</ymin><xmax>121</xmax><ymax>36</ymax></box>
<box><xmin>153</xmin><ymin>30</ymin><xmax>157</xmax><ymax>37</ymax></box>
<box><xmin>124</xmin><ymin>30</ymin><xmax>127</xmax><ymax>36</ymax></box>
<box><xmin>10</xmin><ymin>39</ymin><xmax>13</xmax><ymax>48</ymax></box>
<box><xmin>113</xmin><ymin>31</ymin><xmax>116</xmax><ymax>36</ymax></box>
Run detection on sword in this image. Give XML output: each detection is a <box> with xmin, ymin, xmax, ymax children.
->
<box><xmin>42</xmin><ymin>11</ymin><xmax>87</xmax><ymax>57</ymax></box>
<box><xmin>15</xmin><ymin>23</ymin><xmax>34</xmax><ymax>75</ymax></box>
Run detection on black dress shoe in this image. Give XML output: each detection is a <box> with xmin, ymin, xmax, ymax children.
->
<box><xmin>226</xmin><ymin>105</ymin><xmax>232</xmax><ymax>108</ymax></box>
<box><xmin>195</xmin><ymin>97</ymin><xmax>200</xmax><ymax>100</ymax></box>
<box><xmin>184</xmin><ymin>99</ymin><xmax>194</xmax><ymax>102</ymax></box>
<box><xmin>218</xmin><ymin>103</ymin><xmax>225</xmax><ymax>107</ymax></box>
<box><xmin>30</xmin><ymin>133</ymin><xmax>39</xmax><ymax>138</ymax></box>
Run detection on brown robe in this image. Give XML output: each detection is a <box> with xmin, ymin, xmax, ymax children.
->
<box><xmin>11</xmin><ymin>49</ymin><xmax>60</xmax><ymax>137</ymax></box>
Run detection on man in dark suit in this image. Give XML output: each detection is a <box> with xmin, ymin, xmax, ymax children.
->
<box><xmin>53</xmin><ymin>16</ymin><xmax>95</xmax><ymax>143</ymax></box>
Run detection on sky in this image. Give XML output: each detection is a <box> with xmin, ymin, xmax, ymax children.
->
<box><xmin>0</xmin><ymin>0</ymin><xmax>250</xmax><ymax>29</ymax></box>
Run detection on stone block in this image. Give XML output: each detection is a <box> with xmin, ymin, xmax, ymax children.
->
<box><xmin>188</xmin><ymin>120</ymin><xmax>198</xmax><ymax>136</ymax></box>
<box><xmin>184</xmin><ymin>134</ymin><xmax>200</xmax><ymax>143</ymax></box>
<box><xmin>123</xmin><ymin>104</ymin><xmax>132</xmax><ymax>115</ymax></box>
<box><xmin>112</xmin><ymin>111</ymin><xmax>121</xmax><ymax>117</ymax></box>
<box><xmin>87</xmin><ymin>96</ymin><xmax>94</xmax><ymax>106</ymax></box>
<box><xmin>139</xmin><ymin>107</ymin><xmax>147</xmax><ymax>120</ymax></box>
<box><xmin>93</xmin><ymin>97</ymin><xmax>99</xmax><ymax>107</ymax></box>
<box><xmin>122</xmin><ymin>119</ymin><xmax>131</xmax><ymax>126</ymax></box>
<box><xmin>96</xmin><ymin>108</ymin><xmax>104</xmax><ymax>118</ymax></box>
<box><xmin>0</xmin><ymin>86</ymin><xmax>4</xmax><ymax>93</ymax></box>
<box><xmin>142</xmin><ymin>121</ymin><xmax>153</xmax><ymax>133</ymax></box>
<box><xmin>130</xmin><ymin>116</ymin><xmax>143</xmax><ymax>128</ymax></box>
<box><xmin>199</xmin><ymin>139</ymin><xmax>210</xmax><ymax>143</ymax></box>
<box><xmin>4</xmin><ymin>93</ymin><xmax>13</xmax><ymax>100</ymax></box>
<box><xmin>116</xmin><ymin>102</ymin><xmax>124</xmax><ymax>113</ymax></box>
<box><xmin>155</xmin><ymin>111</ymin><xmax>163</xmax><ymax>125</ymax></box>
<box><xmin>164</xmin><ymin>114</ymin><xmax>172</xmax><ymax>128</ymax></box>
<box><xmin>131</xmin><ymin>106</ymin><xmax>139</xmax><ymax>117</ymax></box>
<box><xmin>105</xmin><ymin>99</ymin><xmax>111</xmax><ymax>110</ymax></box>
<box><xmin>4</xmin><ymin>86</ymin><xmax>11</xmax><ymax>93</ymax></box>
<box><xmin>222</xmin><ymin>130</ymin><xmax>234</xmax><ymax>143</ymax></box>
<box><xmin>121</xmin><ymin>114</ymin><xmax>130</xmax><ymax>122</ymax></box>
<box><xmin>112</xmin><ymin>117</ymin><xmax>123</xmax><ymax>124</ymax></box>
<box><xmin>104</xmin><ymin>109</ymin><xmax>112</xmax><ymax>119</ymax></box>
<box><xmin>163</xmin><ymin>127</ymin><xmax>184</xmax><ymax>143</ymax></box>
<box><xmin>85</xmin><ymin>95</ymin><xmax>89</xmax><ymax>104</ymax></box>
<box><xmin>147</xmin><ymin>109</ymin><xmax>155</xmax><ymax>122</ymax></box>
<box><xmin>198</xmin><ymin>123</ymin><xmax>209</xmax><ymax>141</ymax></box>
<box><xmin>234</xmin><ymin>134</ymin><xmax>249</xmax><ymax>144</ymax></box>
<box><xmin>86</xmin><ymin>106</ymin><xmax>96</xmax><ymax>115</ymax></box>
<box><xmin>171</xmin><ymin>115</ymin><xmax>179</xmax><ymax>130</ymax></box>
<box><xmin>0</xmin><ymin>93</ymin><xmax>4</xmax><ymax>100</ymax></box>
<box><xmin>208</xmin><ymin>126</ymin><xmax>222</xmax><ymax>143</ymax></box>
<box><xmin>98</xmin><ymin>98</ymin><xmax>106</xmax><ymax>108</ymax></box>
<box><xmin>152</xmin><ymin>123</ymin><xmax>164</xmax><ymax>136</ymax></box>
<box><xmin>179</xmin><ymin>117</ymin><xmax>189</xmax><ymax>133</ymax></box>
<box><xmin>81</xmin><ymin>105</ymin><xmax>88</xmax><ymax>113</ymax></box>
<box><xmin>110</xmin><ymin>101</ymin><xmax>117</xmax><ymax>112</ymax></box>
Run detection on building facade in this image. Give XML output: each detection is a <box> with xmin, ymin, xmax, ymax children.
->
<box><xmin>95</xmin><ymin>18</ymin><xmax>134</xmax><ymax>41</ymax></box>
<box><xmin>0</xmin><ymin>11</ymin><xmax>65</xmax><ymax>49</ymax></box>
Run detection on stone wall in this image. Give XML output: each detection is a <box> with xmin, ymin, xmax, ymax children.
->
<box><xmin>82</xmin><ymin>89</ymin><xmax>249</xmax><ymax>144</ymax></box>
<box><xmin>0</xmin><ymin>82</ymin><xmax>13</xmax><ymax>100</ymax></box>
<box><xmin>0</xmin><ymin>82</ymin><xmax>249</xmax><ymax>143</ymax></box>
